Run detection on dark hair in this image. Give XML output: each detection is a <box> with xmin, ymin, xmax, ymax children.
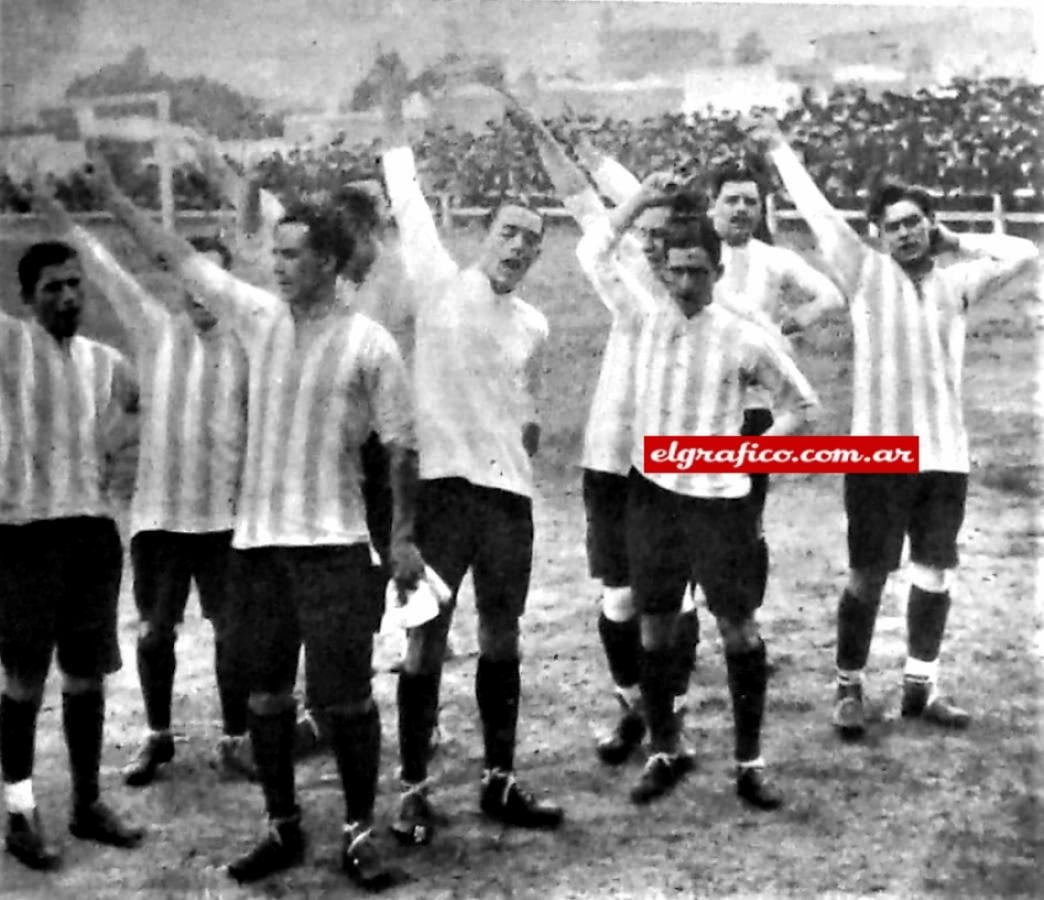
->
<box><xmin>333</xmin><ymin>184</ymin><xmax>382</xmax><ymax>234</ymax></box>
<box><xmin>277</xmin><ymin>199</ymin><xmax>360</xmax><ymax>275</ymax></box>
<box><xmin>188</xmin><ymin>235</ymin><xmax>233</xmax><ymax>271</ymax></box>
<box><xmin>710</xmin><ymin>160</ymin><xmax>768</xmax><ymax>200</ymax></box>
<box><xmin>485</xmin><ymin>194</ymin><xmax>545</xmax><ymax>236</ymax></box>
<box><xmin>19</xmin><ymin>241</ymin><xmax>79</xmax><ymax>299</ymax></box>
<box><xmin>664</xmin><ymin>213</ymin><xmax>723</xmax><ymax>268</ymax></box>
<box><xmin>867</xmin><ymin>177</ymin><xmax>935</xmax><ymax>223</ymax></box>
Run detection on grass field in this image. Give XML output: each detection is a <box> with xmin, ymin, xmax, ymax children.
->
<box><xmin>0</xmin><ymin>221</ymin><xmax>1041</xmax><ymax>899</ymax></box>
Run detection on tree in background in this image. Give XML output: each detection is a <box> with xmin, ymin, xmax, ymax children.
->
<box><xmin>65</xmin><ymin>47</ymin><xmax>284</xmax><ymax>140</ymax></box>
<box><xmin>734</xmin><ymin>30</ymin><xmax>771</xmax><ymax>66</ymax></box>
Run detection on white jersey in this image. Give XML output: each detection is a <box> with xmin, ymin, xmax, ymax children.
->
<box><xmin>383</xmin><ymin>145</ymin><xmax>548</xmax><ymax>499</ymax></box>
<box><xmin>0</xmin><ymin>314</ymin><xmax>137</xmax><ymax>524</ymax></box>
<box><xmin>770</xmin><ymin>141</ymin><xmax>1039</xmax><ymax>473</ymax></box>
<box><xmin>179</xmin><ymin>257</ymin><xmax>415</xmax><ymax>549</ymax></box>
<box><xmin>579</xmin><ymin>219</ymin><xmax>818</xmax><ymax>499</ymax></box>
<box><xmin>73</xmin><ymin>226</ymin><xmax>247</xmax><ymax>535</ymax></box>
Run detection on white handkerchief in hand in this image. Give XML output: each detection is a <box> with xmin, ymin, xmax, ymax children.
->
<box><xmin>385</xmin><ymin>565</ymin><xmax>450</xmax><ymax>629</ymax></box>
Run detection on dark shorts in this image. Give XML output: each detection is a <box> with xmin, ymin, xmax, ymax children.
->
<box><xmin>131</xmin><ymin>530</ymin><xmax>236</xmax><ymax>631</ymax></box>
<box><xmin>741</xmin><ymin>408</ymin><xmax>775</xmax><ymax>525</ymax></box>
<box><xmin>626</xmin><ymin>469</ymin><xmax>764</xmax><ymax>621</ymax></box>
<box><xmin>582</xmin><ymin>468</ymin><xmax>630</xmax><ymax>588</ymax></box>
<box><xmin>0</xmin><ymin>517</ymin><xmax>123</xmax><ymax>679</ymax></box>
<box><xmin>227</xmin><ymin>544</ymin><xmax>381</xmax><ymax>709</ymax></box>
<box><xmin>360</xmin><ymin>431</ymin><xmax>393</xmax><ymax>566</ymax></box>
<box><xmin>416</xmin><ymin>478</ymin><xmax>533</xmax><ymax>620</ymax></box>
<box><xmin>845</xmin><ymin>472</ymin><xmax>968</xmax><ymax>572</ymax></box>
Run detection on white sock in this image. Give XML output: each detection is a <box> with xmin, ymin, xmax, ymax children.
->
<box><xmin>904</xmin><ymin>656</ymin><xmax>939</xmax><ymax>683</ymax></box>
<box><xmin>3</xmin><ymin>778</ymin><xmax>35</xmax><ymax>815</ymax></box>
<box><xmin>836</xmin><ymin>668</ymin><xmax>863</xmax><ymax>687</ymax></box>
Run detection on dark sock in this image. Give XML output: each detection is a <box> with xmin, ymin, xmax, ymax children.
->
<box><xmin>62</xmin><ymin>691</ymin><xmax>104</xmax><ymax>811</ymax></box>
<box><xmin>597</xmin><ymin>613</ymin><xmax>641</xmax><ymax>690</ymax></box>
<box><xmin>639</xmin><ymin>648</ymin><xmax>678</xmax><ymax>754</ymax></box>
<box><xmin>725</xmin><ymin>641</ymin><xmax>768</xmax><ymax>763</ymax></box>
<box><xmin>214</xmin><ymin>635</ymin><xmax>248</xmax><ymax>736</ymax></box>
<box><xmin>328</xmin><ymin>703</ymin><xmax>381</xmax><ymax>824</ymax></box>
<box><xmin>397</xmin><ymin>671</ymin><xmax>441</xmax><ymax>784</ymax></box>
<box><xmin>836</xmin><ymin>588</ymin><xmax>880</xmax><ymax>671</ymax></box>
<box><xmin>137</xmin><ymin>631</ymin><xmax>176</xmax><ymax>732</ymax></box>
<box><xmin>906</xmin><ymin>587</ymin><xmax>951</xmax><ymax>662</ymax></box>
<box><xmin>0</xmin><ymin>694</ymin><xmax>41</xmax><ymax>783</ymax></box>
<box><xmin>475</xmin><ymin>657</ymin><xmax>520</xmax><ymax>772</ymax></box>
<box><xmin>670</xmin><ymin>610</ymin><xmax>700</xmax><ymax>697</ymax></box>
<box><xmin>248</xmin><ymin>706</ymin><xmax>297</xmax><ymax>821</ymax></box>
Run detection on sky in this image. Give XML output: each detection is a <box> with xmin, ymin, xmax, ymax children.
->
<box><xmin>0</xmin><ymin>0</ymin><xmax>1039</xmax><ymax>116</ymax></box>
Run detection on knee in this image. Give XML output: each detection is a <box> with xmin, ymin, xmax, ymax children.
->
<box><xmin>61</xmin><ymin>674</ymin><xmax>104</xmax><ymax>695</ymax></box>
<box><xmin>2</xmin><ymin>669</ymin><xmax>47</xmax><ymax>704</ymax></box>
<box><xmin>846</xmin><ymin>567</ymin><xmax>889</xmax><ymax>602</ymax></box>
<box><xmin>477</xmin><ymin>613</ymin><xmax>520</xmax><ymax>661</ymax></box>
<box><xmin>402</xmin><ymin>614</ymin><xmax>452</xmax><ymax>675</ymax></box>
<box><xmin>601</xmin><ymin>586</ymin><xmax>636</xmax><ymax>622</ymax></box>
<box><xmin>909</xmin><ymin>563</ymin><xmax>949</xmax><ymax>592</ymax></box>
<box><xmin>717</xmin><ymin>616</ymin><xmax>761</xmax><ymax>654</ymax></box>
<box><xmin>138</xmin><ymin>622</ymin><xmax>177</xmax><ymax>651</ymax></box>
<box><xmin>640</xmin><ymin>612</ymin><xmax>676</xmax><ymax>651</ymax></box>
<box><xmin>248</xmin><ymin>691</ymin><xmax>296</xmax><ymax>716</ymax></box>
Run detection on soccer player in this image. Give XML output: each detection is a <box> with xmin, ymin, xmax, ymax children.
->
<box><xmin>377</xmin><ymin>69</ymin><xmax>563</xmax><ymax>846</ymax></box>
<box><xmin>1</xmin><ymin>239</ymin><xmax>145</xmax><ymax>871</ymax></box>
<box><xmin>32</xmin><ymin>187</ymin><xmax>255</xmax><ymax>785</ymax></box>
<box><xmin>747</xmin><ymin>113</ymin><xmax>1039</xmax><ymax>737</ymax></box>
<box><xmin>709</xmin><ymin>160</ymin><xmax>845</xmax><ymax>580</ymax></box>
<box><xmin>92</xmin><ymin>157</ymin><xmax>425</xmax><ymax>889</ymax></box>
<box><xmin>498</xmin><ymin>96</ymin><xmax>701</xmax><ymax>765</ymax></box>
<box><xmin>580</xmin><ymin>174</ymin><xmax>818</xmax><ymax>807</ymax></box>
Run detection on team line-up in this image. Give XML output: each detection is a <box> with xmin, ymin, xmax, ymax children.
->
<box><xmin>0</xmin><ymin>65</ymin><xmax>1039</xmax><ymax>891</ymax></box>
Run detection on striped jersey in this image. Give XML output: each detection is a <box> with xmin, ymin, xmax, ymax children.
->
<box><xmin>770</xmin><ymin>141</ymin><xmax>1039</xmax><ymax>473</ymax></box>
<box><xmin>73</xmin><ymin>226</ymin><xmax>248</xmax><ymax>535</ymax></box>
<box><xmin>179</xmin><ymin>257</ymin><xmax>414</xmax><ymax>549</ymax></box>
<box><xmin>0</xmin><ymin>313</ymin><xmax>137</xmax><ymax>524</ymax></box>
<box><xmin>582</xmin><ymin>220</ymin><xmax>818</xmax><ymax>499</ymax></box>
<box><xmin>383</xmin><ymin>145</ymin><xmax>548</xmax><ymax>499</ymax></box>
<box><xmin>570</xmin><ymin>184</ymin><xmax>654</xmax><ymax>476</ymax></box>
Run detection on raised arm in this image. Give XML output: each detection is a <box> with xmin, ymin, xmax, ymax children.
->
<box><xmin>935</xmin><ymin>225</ymin><xmax>1040</xmax><ymax>303</ymax></box>
<box><xmin>498</xmin><ymin>92</ymin><xmax>604</xmax><ymax>230</ymax></box>
<box><xmin>378</xmin><ymin>64</ymin><xmax>457</xmax><ymax>287</ymax></box>
<box><xmin>747</xmin><ymin>114</ymin><xmax>866</xmax><ymax>297</ymax></box>
<box><xmin>574</xmin><ymin>132</ymin><xmax>641</xmax><ymax>207</ymax></box>
<box><xmin>777</xmin><ymin>248</ymin><xmax>848</xmax><ymax>333</ymax></box>
<box><xmin>32</xmin><ymin>182</ymin><xmax>168</xmax><ymax>349</ymax></box>
<box><xmin>88</xmin><ymin>153</ymin><xmax>279</xmax><ymax>340</ymax></box>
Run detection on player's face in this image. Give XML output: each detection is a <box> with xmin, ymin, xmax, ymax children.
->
<box><xmin>481</xmin><ymin>206</ymin><xmax>543</xmax><ymax>294</ymax></box>
<box><xmin>664</xmin><ymin>249</ymin><xmax>719</xmax><ymax>318</ymax></box>
<box><xmin>184</xmin><ymin>250</ymin><xmax>222</xmax><ymax>332</ymax></box>
<box><xmin>879</xmin><ymin>199</ymin><xmax>932</xmax><ymax>267</ymax></box>
<box><xmin>273</xmin><ymin>223</ymin><xmax>333</xmax><ymax>307</ymax></box>
<box><xmin>29</xmin><ymin>258</ymin><xmax>84</xmax><ymax>341</ymax></box>
<box><xmin>634</xmin><ymin>207</ymin><xmax>671</xmax><ymax>276</ymax></box>
<box><xmin>712</xmin><ymin>180</ymin><xmax>762</xmax><ymax>246</ymax></box>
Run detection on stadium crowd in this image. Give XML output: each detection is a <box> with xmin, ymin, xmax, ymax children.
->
<box><xmin>1</xmin><ymin>76</ymin><xmax>1041</xmax><ymax>214</ymax></box>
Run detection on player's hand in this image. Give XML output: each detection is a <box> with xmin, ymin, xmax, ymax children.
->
<box><xmin>30</xmin><ymin>173</ymin><xmax>75</xmax><ymax>235</ymax></box>
<box><xmin>636</xmin><ymin>170</ymin><xmax>682</xmax><ymax>208</ymax></box>
<box><xmin>522</xmin><ymin>422</ymin><xmax>540</xmax><ymax>457</ymax></box>
<box><xmin>390</xmin><ymin>538</ymin><xmax>425</xmax><ymax>593</ymax></box>
<box><xmin>929</xmin><ymin>221</ymin><xmax>961</xmax><ymax>254</ymax></box>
